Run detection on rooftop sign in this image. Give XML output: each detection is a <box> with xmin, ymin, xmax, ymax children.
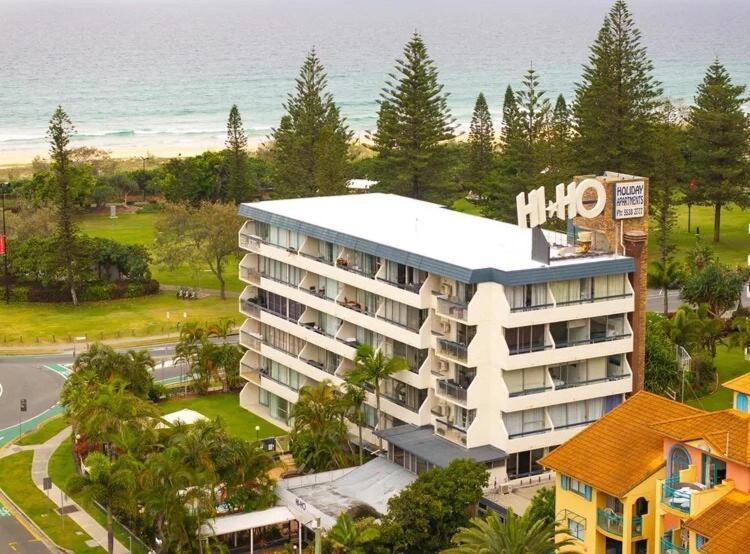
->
<box><xmin>516</xmin><ymin>178</ymin><xmax>606</xmax><ymax>228</ymax></box>
<box><xmin>613</xmin><ymin>181</ymin><xmax>646</xmax><ymax>220</ymax></box>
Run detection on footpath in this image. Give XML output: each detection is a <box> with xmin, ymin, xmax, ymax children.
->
<box><xmin>1</xmin><ymin>427</ymin><xmax>130</xmax><ymax>554</ymax></box>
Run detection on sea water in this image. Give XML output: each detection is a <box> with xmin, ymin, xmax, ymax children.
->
<box><xmin>1</xmin><ymin>0</ymin><xmax>748</xmax><ymax>159</ymax></box>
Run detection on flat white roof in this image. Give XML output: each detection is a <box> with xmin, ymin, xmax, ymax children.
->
<box><xmin>241</xmin><ymin>193</ymin><xmax>625</xmax><ymax>273</ymax></box>
<box><xmin>160</xmin><ymin>409</ymin><xmax>208</xmax><ymax>426</ymax></box>
<box><xmin>200</xmin><ymin>506</ymin><xmax>296</xmax><ymax>536</ymax></box>
<box><xmin>346</xmin><ymin>179</ymin><xmax>378</xmax><ymax>190</ymax></box>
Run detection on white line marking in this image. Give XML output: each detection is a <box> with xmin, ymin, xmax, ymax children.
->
<box><xmin>0</xmin><ymin>383</ymin><xmax>3</xmax><ymax>399</ymax></box>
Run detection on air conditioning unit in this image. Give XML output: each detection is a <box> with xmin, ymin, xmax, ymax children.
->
<box><xmin>440</xmin><ymin>282</ymin><xmax>453</xmax><ymax>296</ymax></box>
<box><xmin>438</xmin><ymin>360</ymin><xmax>449</xmax><ymax>373</ymax></box>
<box><xmin>441</xmin><ymin>321</ymin><xmax>451</xmax><ymax>334</ymax></box>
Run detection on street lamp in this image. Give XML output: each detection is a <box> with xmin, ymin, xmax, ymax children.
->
<box><xmin>1</xmin><ymin>181</ymin><xmax>10</xmax><ymax>304</ymax></box>
<box><xmin>255</xmin><ymin>425</ymin><xmax>260</xmax><ymax>441</ymax></box>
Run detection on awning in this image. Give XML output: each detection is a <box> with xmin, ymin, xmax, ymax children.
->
<box><xmin>378</xmin><ymin>425</ymin><xmax>507</xmax><ymax>466</ymax></box>
<box><xmin>200</xmin><ymin>506</ymin><xmax>296</xmax><ymax>536</ymax></box>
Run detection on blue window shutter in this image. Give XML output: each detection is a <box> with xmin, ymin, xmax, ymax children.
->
<box><xmin>584</xmin><ymin>485</ymin><xmax>592</xmax><ymax>501</ymax></box>
<box><xmin>738</xmin><ymin>393</ymin><xmax>748</xmax><ymax>412</ymax></box>
<box><xmin>561</xmin><ymin>475</ymin><xmax>570</xmax><ymax>490</ymax></box>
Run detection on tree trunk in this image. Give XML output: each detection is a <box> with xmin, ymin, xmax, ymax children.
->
<box><xmin>663</xmin><ymin>285</ymin><xmax>669</xmax><ymax>316</ymax></box>
<box><xmin>375</xmin><ymin>385</ymin><xmax>383</xmax><ymax>451</ymax></box>
<box><xmin>357</xmin><ymin>420</ymin><xmax>364</xmax><ymax>465</ymax></box>
<box><xmin>107</xmin><ymin>507</ymin><xmax>114</xmax><ymax>554</ymax></box>
<box><xmin>218</xmin><ymin>274</ymin><xmax>226</xmax><ymax>300</ymax></box>
<box><xmin>713</xmin><ymin>203</ymin><xmax>721</xmax><ymax>243</ymax></box>
<box><xmin>70</xmin><ymin>284</ymin><xmax>78</xmax><ymax>307</ymax></box>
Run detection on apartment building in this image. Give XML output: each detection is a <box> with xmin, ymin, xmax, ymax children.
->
<box><xmin>544</xmin><ymin>383</ymin><xmax>750</xmax><ymax>554</ymax></box>
<box><xmin>237</xmin><ymin>180</ymin><xmax>645</xmax><ymax>484</ymax></box>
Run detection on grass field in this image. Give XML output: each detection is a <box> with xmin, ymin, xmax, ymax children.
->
<box><xmin>0</xmin><ymin>292</ymin><xmax>239</xmax><ymax>344</ymax></box>
<box><xmin>0</xmin><ymin>451</ymin><xmax>104</xmax><ymax>553</ymax></box>
<box><xmin>78</xmin><ymin>212</ymin><xmax>244</xmax><ymax>292</ymax></box>
<box><xmin>49</xmin><ymin>440</ymin><xmax>149</xmax><ymax>554</ymax></box>
<box><xmin>157</xmin><ymin>392</ymin><xmax>286</xmax><ymax>441</ymax></box>
<box><xmin>648</xmin><ymin>204</ymin><xmax>749</xmax><ymax>267</ymax></box>
<box><xmin>687</xmin><ymin>346</ymin><xmax>750</xmax><ymax>411</ymax></box>
<box><xmin>16</xmin><ymin>416</ymin><xmax>69</xmax><ymax>446</ymax></box>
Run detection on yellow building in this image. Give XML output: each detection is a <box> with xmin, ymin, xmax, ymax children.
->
<box><xmin>543</xmin><ymin>383</ymin><xmax>750</xmax><ymax>554</ymax></box>
<box><xmin>540</xmin><ymin>392</ymin><xmax>700</xmax><ymax>554</ymax></box>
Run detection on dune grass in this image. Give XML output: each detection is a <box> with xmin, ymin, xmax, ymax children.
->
<box><xmin>157</xmin><ymin>392</ymin><xmax>286</xmax><ymax>441</ymax></box>
<box><xmin>0</xmin><ymin>451</ymin><xmax>104</xmax><ymax>553</ymax></box>
<box><xmin>0</xmin><ymin>292</ymin><xmax>240</xmax><ymax>344</ymax></box>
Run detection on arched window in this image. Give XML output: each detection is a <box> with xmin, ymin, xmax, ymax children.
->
<box><xmin>669</xmin><ymin>444</ymin><xmax>691</xmax><ymax>477</ymax></box>
<box><xmin>634</xmin><ymin>497</ymin><xmax>648</xmax><ymax>517</ymax></box>
<box><xmin>737</xmin><ymin>393</ymin><xmax>748</xmax><ymax>412</ymax></box>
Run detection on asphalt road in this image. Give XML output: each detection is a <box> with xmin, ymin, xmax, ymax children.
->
<box><xmin>645</xmin><ymin>288</ymin><xmax>683</xmax><ymax>314</ymax></box>
<box><xmin>0</xmin><ymin>498</ymin><xmax>51</xmax><ymax>554</ymax></box>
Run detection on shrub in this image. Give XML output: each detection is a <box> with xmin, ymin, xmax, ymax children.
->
<box><xmin>137</xmin><ymin>202</ymin><xmax>163</xmax><ymax>213</ymax></box>
<box><xmin>10</xmin><ymin>285</ymin><xmax>29</xmax><ymax>302</ymax></box>
<box><xmin>79</xmin><ymin>282</ymin><xmax>114</xmax><ymax>302</ymax></box>
<box><xmin>125</xmin><ymin>282</ymin><xmax>145</xmax><ymax>298</ymax></box>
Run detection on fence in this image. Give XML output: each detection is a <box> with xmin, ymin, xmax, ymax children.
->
<box><xmin>1</xmin><ymin>325</ymin><xmax>184</xmax><ymax>346</ymax></box>
<box><xmin>92</xmin><ymin>500</ymin><xmax>152</xmax><ymax>554</ymax></box>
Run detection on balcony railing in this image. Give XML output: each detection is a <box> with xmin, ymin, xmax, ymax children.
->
<box><xmin>240</xmin><ymin>331</ymin><xmax>261</xmax><ymax>351</ymax></box>
<box><xmin>436</xmin><ymin>379</ymin><xmax>469</xmax><ymax>403</ymax></box>
<box><xmin>508</xmin><ymin>342</ymin><xmax>551</xmax><ymax>356</ymax></box>
<box><xmin>240</xmin><ymin>267</ymin><xmax>260</xmax><ymax>282</ymax></box>
<box><xmin>661</xmin><ymin>475</ymin><xmax>692</xmax><ymax>514</ymax></box>
<box><xmin>436</xmin><ymin>296</ymin><xmax>469</xmax><ymax>321</ymax></box>
<box><xmin>554</xmin><ymin>332</ymin><xmax>631</xmax><ymax>349</ymax></box>
<box><xmin>240</xmin><ymin>363</ymin><xmax>260</xmax><ymax>385</ymax></box>
<box><xmin>260</xmin><ymin>368</ymin><xmax>302</xmax><ymax>392</ymax></box>
<box><xmin>661</xmin><ymin>537</ymin><xmax>688</xmax><ymax>554</ymax></box>
<box><xmin>437</xmin><ymin>339</ymin><xmax>468</xmax><ymax>362</ymax></box>
<box><xmin>240</xmin><ymin>233</ymin><xmax>263</xmax><ymax>251</ymax></box>
<box><xmin>509</xmin><ymin>301</ymin><xmax>554</xmax><ymax>313</ymax></box>
<box><xmin>240</xmin><ymin>299</ymin><xmax>261</xmax><ymax>317</ymax></box>
<box><xmin>507</xmin><ymin>424</ymin><xmax>552</xmax><ymax>439</ymax></box>
<box><xmin>435</xmin><ymin>418</ymin><xmax>469</xmax><ymax>445</ymax></box>
<box><xmin>596</xmin><ymin>508</ymin><xmax>643</xmax><ymax>537</ymax></box>
<box><xmin>555</xmin><ymin>292</ymin><xmax>633</xmax><ymax>307</ymax></box>
<box><xmin>376</xmin><ymin>276</ymin><xmax>422</xmax><ymax>293</ymax></box>
<box><xmin>508</xmin><ymin>385</ymin><xmax>553</xmax><ymax>397</ymax></box>
<box><xmin>552</xmin><ymin>373</ymin><xmax>630</xmax><ymax>390</ymax></box>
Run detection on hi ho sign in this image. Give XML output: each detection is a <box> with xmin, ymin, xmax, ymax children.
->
<box><xmin>516</xmin><ymin>178</ymin><xmax>646</xmax><ymax>228</ymax></box>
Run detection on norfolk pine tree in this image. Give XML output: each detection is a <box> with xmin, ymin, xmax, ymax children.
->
<box><xmin>271</xmin><ymin>49</ymin><xmax>351</xmax><ymax>198</ymax></box>
<box><xmin>572</xmin><ymin>0</ymin><xmax>662</xmax><ymax>175</ymax></box>
<box><xmin>225</xmin><ymin>104</ymin><xmax>253</xmax><ymax>203</ymax></box>
<box><xmin>467</xmin><ymin>92</ymin><xmax>495</xmax><ymax>191</ymax></box>
<box><xmin>547</xmin><ymin>94</ymin><xmax>573</xmax><ymax>186</ymax></box>
<box><xmin>686</xmin><ymin>60</ymin><xmax>750</xmax><ymax>242</ymax></box>
<box><xmin>371</xmin><ymin>32</ymin><xmax>455</xmax><ymax>201</ymax></box>
<box><xmin>48</xmin><ymin>106</ymin><xmax>83</xmax><ymax>305</ymax></box>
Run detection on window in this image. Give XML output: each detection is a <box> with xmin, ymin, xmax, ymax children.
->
<box><xmin>506</xmin><ymin>366</ymin><xmax>547</xmax><ymax>396</ymax></box>
<box><xmin>702</xmin><ymin>455</ymin><xmax>727</xmax><ymax>487</ymax></box>
<box><xmin>261</xmin><ymin>323</ymin><xmax>304</xmax><ymax>356</ymax></box>
<box><xmin>634</xmin><ymin>497</ymin><xmax>648</xmax><ymax>517</ymax></box>
<box><xmin>503</xmin><ymin>408</ymin><xmax>546</xmax><ymax>437</ymax></box>
<box><xmin>560</xmin><ymin>475</ymin><xmax>592</xmax><ymax>501</ymax></box>
<box><xmin>268</xmin><ymin>225</ymin><xmax>301</xmax><ymax>249</ymax></box>
<box><xmin>506</xmin><ymin>447</ymin><xmax>554</xmax><ymax>479</ymax></box>
<box><xmin>737</xmin><ymin>393</ymin><xmax>748</xmax><ymax>412</ymax></box>
<box><xmin>507</xmin><ymin>283</ymin><xmax>548</xmax><ymax>310</ymax></box>
<box><xmin>696</xmin><ymin>534</ymin><xmax>707</xmax><ymax>550</ymax></box>
<box><xmin>590</xmin><ymin>314</ymin><xmax>626</xmax><ymax>341</ymax></box>
<box><xmin>669</xmin><ymin>445</ymin><xmax>691</xmax><ymax>477</ymax></box>
<box><xmin>505</xmin><ymin>325</ymin><xmax>546</xmax><ymax>354</ymax></box>
<box><xmin>634</xmin><ymin>540</ymin><xmax>648</xmax><ymax>554</ymax></box>
<box><xmin>362</xmin><ymin>404</ymin><xmax>378</xmax><ymax>429</ymax></box>
<box><xmin>549</xmin><ymin>398</ymin><xmax>604</xmax><ymax>429</ymax></box>
<box><xmin>383</xmin><ymin>299</ymin><xmax>425</xmax><ymax>330</ymax></box>
<box><xmin>385</xmin><ymin>340</ymin><xmax>428</xmax><ymax>373</ymax></box>
<box><xmin>568</xmin><ymin>518</ymin><xmax>584</xmax><ymax>541</ymax></box>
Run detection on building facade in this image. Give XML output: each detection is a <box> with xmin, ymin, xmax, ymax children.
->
<box><xmin>543</xmin><ymin>386</ymin><xmax>750</xmax><ymax>554</ymax></box>
<box><xmin>237</xmin><ymin>175</ymin><xmax>646</xmax><ymax>484</ymax></box>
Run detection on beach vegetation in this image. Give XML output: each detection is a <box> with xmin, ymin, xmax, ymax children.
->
<box><xmin>466</xmin><ymin>92</ymin><xmax>495</xmax><ymax>193</ymax></box>
<box><xmin>225</xmin><ymin>104</ymin><xmax>254</xmax><ymax>203</ymax></box>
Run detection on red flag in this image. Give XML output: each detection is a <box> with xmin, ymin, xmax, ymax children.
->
<box><xmin>0</xmin><ymin>234</ymin><xmax>5</xmax><ymax>256</ymax></box>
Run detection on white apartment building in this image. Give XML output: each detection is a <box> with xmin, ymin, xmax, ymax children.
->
<box><xmin>237</xmin><ymin>192</ymin><xmax>637</xmax><ymax>484</ymax></box>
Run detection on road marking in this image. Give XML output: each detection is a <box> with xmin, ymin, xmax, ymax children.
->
<box><xmin>42</xmin><ymin>364</ymin><xmax>72</xmax><ymax>379</ymax></box>
<box><xmin>9</xmin><ymin>542</ymin><xmax>17</xmax><ymax>551</ymax></box>
<box><xmin>0</xmin><ymin>383</ymin><xmax>3</xmax><ymax>398</ymax></box>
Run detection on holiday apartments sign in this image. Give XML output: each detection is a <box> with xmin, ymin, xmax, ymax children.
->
<box><xmin>613</xmin><ymin>181</ymin><xmax>646</xmax><ymax>220</ymax></box>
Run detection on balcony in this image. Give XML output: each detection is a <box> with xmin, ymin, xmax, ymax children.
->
<box><xmin>508</xmin><ymin>385</ymin><xmax>553</xmax><ymax>398</ymax></box>
<box><xmin>240</xmin><ymin>331</ymin><xmax>262</xmax><ymax>351</ymax></box>
<box><xmin>556</xmin><ymin>292</ymin><xmax>633</xmax><ymax>308</ymax></box>
<box><xmin>240</xmin><ymin>233</ymin><xmax>263</xmax><ymax>251</ymax></box>
<box><xmin>240</xmin><ymin>362</ymin><xmax>260</xmax><ymax>385</ymax></box>
<box><xmin>436</xmin><ymin>339</ymin><xmax>468</xmax><ymax>362</ymax></box>
<box><xmin>435</xmin><ymin>418</ymin><xmax>468</xmax><ymax>446</ymax></box>
<box><xmin>436</xmin><ymin>379</ymin><xmax>469</xmax><ymax>403</ymax></box>
<box><xmin>661</xmin><ymin>475</ymin><xmax>695</xmax><ymax>514</ymax></box>
<box><xmin>596</xmin><ymin>508</ymin><xmax>642</xmax><ymax>537</ymax></box>
<box><xmin>376</xmin><ymin>276</ymin><xmax>423</xmax><ymax>294</ymax></box>
<box><xmin>436</xmin><ymin>296</ymin><xmax>469</xmax><ymax>322</ymax></box>
<box><xmin>240</xmin><ymin>298</ymin><xmax>261</xmax><ymax>318</ymax></box>
<box><xmin>661</xmin><ymin>537</ymin><xmax>688</xmax><ymax>554</ymax></box>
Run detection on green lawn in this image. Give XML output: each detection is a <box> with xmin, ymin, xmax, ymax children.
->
<box><xmin>0</xmin><ymin>451</ymin><xmax>105</xmax><ymax>553</ymax></box>
<box><xmin>649</xmin><ymin>203</ymin><xmax>749</xmax><ymax>267</ymax></box>
<box><xmin>16</xmin><ymin>415</ymin><xmax>69</xmax><ymax>446</ymax></box>
<box><xmin>687</xmin><ymin>346</ymin><xmax>750</xmax><ymax>411</ymax></box>
<box><xmin>78</xmin><ymin>212</ymin><xmax>244</xmax><ymax>292</ymax></box>
<box><xmin>451</xmin><ymin>198</ymin><xmax>483</xmax><ymax>216</ymax></box>
<box><xmin>0</xmin><ymin>292</ymin><xmax>239</xmax><ymax>344</ymax></box>
<box><xmin>49</xmin><ymin>440</ymin><xmax>148</xmax><ymax>554</ymax></box>
<box><xmin>157</xmin><ymin>392</ymin><xmax>286</xmax><ymax>441</ymax></box>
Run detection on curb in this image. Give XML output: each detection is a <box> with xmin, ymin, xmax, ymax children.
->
<box><xmin>0</xmin><ymin>485</ymin><xmax>72</xmax><ymax>554</ymax></box>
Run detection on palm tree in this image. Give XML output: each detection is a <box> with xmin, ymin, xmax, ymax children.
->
<box><xmin>351</xmin><ymin>344</ymin><xmax>409</xmax><ymax>450</ymax></box>
<box><xmin>327</xmin><ymin>513</ymin><xmax>380</xmax><ymax>554</ymax></box>
<box><xmin>730</xmin><ymin>317</ymin><xmax>750</xmax><ymax>353</ymax></box>
<box><xmin>290</xmin><ymin>381</ymin><xmax>349</xmax><ymax>471</ymax></box>
<box><xmin>443</xmin><ymin>509</ymin><xmax>574</xmax><ymax>554</ymax></box>
<box><xmin>649</xmin><ymin>259</ymin><xmax>683</xmax><ymax>315</ymax></box>
<box><xmin>68</xmin><ymin>452</ymin><xmax>136</xmax><ymax>554</ymax></box>
<box><xmin>342</xmin><ymin>377</ymin><xmax>367</xmax><ymax>465</ymax></box>
<box><xmin>207</xmin><ymin>318</ymin><xmax>235</xmax><ymax>340</ymax></box>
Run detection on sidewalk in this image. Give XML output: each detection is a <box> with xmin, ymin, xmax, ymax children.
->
<box><xmin>29</xmin><ymin>427</ymin><xmax>130</xmax><ymax>554</ymax></box>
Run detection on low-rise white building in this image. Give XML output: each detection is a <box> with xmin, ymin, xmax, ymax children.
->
<box><xmin>237</xmin><ymin>185</ymin><xmax>641</xmax><ymax>484</ymax></box>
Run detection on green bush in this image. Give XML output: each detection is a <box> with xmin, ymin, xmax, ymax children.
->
<box><xmin>125</xmin><ymin>282</ymin><xmax>145</xmax><ymax>298</ymax></box>
<box><xmin>79</xmin><ymin>282</ymin><xmax>114</xmax><ymax>302</ymax></box>
<box><xmin>137</xmin><ymin>202</ymin><xmax>163</xmax><ymax>213</ymax></box>
<box><xmin>10</xmin><ymin>285</ymin><xmax>29</xmax><ymax>302</ymax></box>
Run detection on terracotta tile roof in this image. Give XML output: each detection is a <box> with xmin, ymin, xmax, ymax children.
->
<box><xmin>686</xmin><ymin>490</ymin><xmax>750</xmax><ymax>539</ymax></box>
<box><xmin>650</xmin><ymin>410</ymin><xmax>750</xmax><ymax>466</ymax></box>
<box><xmin>539</xmin><ymin>392</ymin><xmax>702</xmax><ymax>498</ymax></box>
<box><xmin>701</xmin><ymin>511</ymin><xmax>750</xmax><ymax>554</ymax></box>
<box><xmin>722</xmin><ymin>373</ymin><xmax>750</xmax><ymax>395</ymax></box>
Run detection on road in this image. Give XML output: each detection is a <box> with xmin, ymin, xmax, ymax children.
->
<box><xmin>645</xmin><ymin>288</ymin><xmax>683</xmax><ymax>314</ymax></box>
<box><xmin>0</xmin><ymin>497</ymin><xmax>51</xmax><ymax>554</ymax></box>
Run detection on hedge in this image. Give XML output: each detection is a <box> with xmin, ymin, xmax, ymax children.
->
<box><xmin>10</xmin><ymin>279</ymin><xmax>160</xmax><ymax>303</ymax></box>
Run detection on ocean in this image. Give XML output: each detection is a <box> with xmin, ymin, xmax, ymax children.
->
<box><xmin>1</xmin><ymin>0</ymin><xmax>749</xmax><ymax>162</ymax></box>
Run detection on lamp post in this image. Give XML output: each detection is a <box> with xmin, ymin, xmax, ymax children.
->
<box><xmin>255</xmin><ymin>425</ymin><xmax>260</xmax><ymax>441</ymax></box>
<box><xmin>1</xmin><ymin>181</ymin><xmax>10</xmax><ymax>304</ymax></box>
